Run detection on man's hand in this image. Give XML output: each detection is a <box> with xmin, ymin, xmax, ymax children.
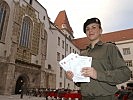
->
<box><xmin>81</xmin><ymin>67</ymin><xmax>97</xmax><ymax>79</ymax></box>
<box><xmin>66</xmin><ymin>71</ymin><xmax>74</xmax><ymax>81</ymax></box>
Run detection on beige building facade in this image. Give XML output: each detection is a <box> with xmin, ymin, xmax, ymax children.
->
<box><xmin>116</xmin><ymin>39</ymin><xmax>133</xmax><ymax>88</ymax></box>
<box><xmin>0</xmin><ymin>0</ymin><xmax>80</xmax><ymax>95</ymax></box>
<box><xmin>0</xmin><ymin>0</ymin><xmax>56</xmax><ymax>95</ymax></box>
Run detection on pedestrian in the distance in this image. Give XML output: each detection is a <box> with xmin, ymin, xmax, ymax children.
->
<box><xmin>20</xmin><ymin>83</ymin><xmax>25</xmax><ymax>99</ymax></box>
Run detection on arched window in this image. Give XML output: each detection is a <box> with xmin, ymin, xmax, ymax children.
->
<box><xmin>19</xmin><ymin>16</ymin><xmax>32</xmax><ymax>48</ymax></box>
<box><xmin>0</xmin><ymin>1</ymin><xmax>9</xmax><ymax>42</ymax></box>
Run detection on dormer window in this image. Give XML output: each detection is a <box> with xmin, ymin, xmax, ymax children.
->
<box><xmin>62</xmin><ymin>24</ymin><xmax>67</xmax><ymax>28</ymax></box>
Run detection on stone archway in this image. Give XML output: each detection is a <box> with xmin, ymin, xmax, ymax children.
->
<box><xmin>15</xmin><ymin>75</ymin><xmax>29</xmax><ymax>94</ymax></box>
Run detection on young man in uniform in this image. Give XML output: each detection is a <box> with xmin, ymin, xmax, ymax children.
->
<box><xmin>66</xmin><ymin>17</ymin><xmax>131</xmax><ymax>100</ymax></box>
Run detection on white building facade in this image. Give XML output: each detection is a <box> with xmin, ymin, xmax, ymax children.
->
<box><xmin>116</xmin><ymin>39</ymin><xmax>133</xmax><ymax>88</ymax></box>
<box><xmin>46</xmin><ymin>22</ymin><xmax>80</xmax><ymax>90</ymax></box>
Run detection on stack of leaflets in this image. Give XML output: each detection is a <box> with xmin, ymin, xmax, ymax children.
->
<box><xmin>59</xmin><ymin>53</ymin><xmax>92</xmax><ymax>82</ymax></box>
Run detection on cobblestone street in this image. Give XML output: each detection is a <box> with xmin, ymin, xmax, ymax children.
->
<box><xmin>0</xmin><ymin>95</ymin><xmax>48</xmax><ymax>100</ymax></box>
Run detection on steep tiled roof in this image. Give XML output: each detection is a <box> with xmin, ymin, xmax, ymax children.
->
<box><xmin>72</xmin><ymin>28</ymin><xmax>133</xmax><ymax>50</ymax></box>
<box><xmin>54</xmin><ymin>10</ymin><xmax>73</xmax><ymax>34</ymax></box>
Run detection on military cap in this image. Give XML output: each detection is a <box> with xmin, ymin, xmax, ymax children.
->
<box><xmin>83</xmin><ymin>17</ymin><xmax>101</xmax><ymax>33</ymax></box>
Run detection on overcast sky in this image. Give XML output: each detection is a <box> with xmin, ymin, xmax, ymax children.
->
<box><xmin>38</xmin><ymin>0</ymin><xmax>133</xmax><ymax>39</ymax></box>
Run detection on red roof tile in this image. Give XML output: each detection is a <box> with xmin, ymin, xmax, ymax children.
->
<box><xmin>72</xmin><ymin>28</ymin><xmax>133</xmax><ymax>50</ymax></box>
<box><xmin>54</xmin><ymin>10</ymin><xmax>73</xmax><ymax>34</ymax></box>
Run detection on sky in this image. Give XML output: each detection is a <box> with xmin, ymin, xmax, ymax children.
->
<box><xmin>38</xmin><ymin>0</ymin><xmax>133</xmax><ymax>39</ymax></box>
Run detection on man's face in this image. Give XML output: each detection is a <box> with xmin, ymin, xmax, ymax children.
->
<box><xmin>85</xmin><ymin>23</ymin><xmax>102</xmax><ymax>41</ymax></box>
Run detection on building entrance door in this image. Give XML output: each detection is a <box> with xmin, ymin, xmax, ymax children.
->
<box><xmin>15</xmin><ymin>76</ymin><xmax>25</xmax><ymax>94</ymax></box>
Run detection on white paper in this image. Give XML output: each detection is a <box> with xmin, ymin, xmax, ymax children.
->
<box><xmin>59</xmin><ymin>53</ymin><xmax>92</xmax><ymax>82</ymax></box>
<box><xmin>59</xmin><ymin>53</ymin><xmax>79</xmax><ymax>71</ymax></box>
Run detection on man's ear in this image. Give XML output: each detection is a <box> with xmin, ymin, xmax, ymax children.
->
<box><xmin>100</xmin><ymin>28</ymin><xmax>103</xmax><ymax>33</ymax></box>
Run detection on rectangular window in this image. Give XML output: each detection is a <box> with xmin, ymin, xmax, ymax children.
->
<box><xmin>70</xmin><ymin>46</ymin><xmax>71</xmax><ymax>53</ymax></box>
<box><xmin>62</xmin><ymin>54</ymin><xmax>64</xmax><ymax>59</ymax></box>
<box><xmin>29</xmin><ymin>0</ymin><xmax>33</xmax><ymax>5</ymax></box>
<box><xmin>66</xmin><ymin>43</ymin><xmax>68</xmax><ymax>51</ymax></box>
<box><xmin>48</xmin><ymin>64</ymin><xmax>52</xmax><ymax>70</ymax></box>
<box><xmin>123</xmin><ymin>48</ymin><xmax>131</xmax><ymax>55</ymax></box>
<box><xmin>58</xmin><ymin>37</ymin><xmax>60</xmax><ymax>46</ymax></box>
<box><xmin>60</xmin><ymin>67</ymin><xmax>62</xmax><ymax>78</ymax></box>
<box><xmin>73</xmin><ymin>49</ymin><xmax>74</xmax><ymax>53</ymax></box>
<box><xmin>57</xmin><ymin>52</ymin><xmax>60</xmax><ymax>61</ymax></box>
<box><xmin>59</xmin><ymin>82</ymin><xmax>62</xmax><ymax>88</ymax></box>
<box><xmin>125</xmin><ymin>60</ymin><xmax>132</xmax><ymax>67</ymax></box>
<box><xmin>62</xmin><ymin>40</ymin><xmax>64</xmax><ymax>49</ymax></box>
<box><xmin>131</xmin><ymin>71</ymin><xmax>133</xmax><ymax>79</ymax></box>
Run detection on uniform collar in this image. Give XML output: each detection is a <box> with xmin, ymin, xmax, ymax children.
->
<box><xmin>86</xmin><ymin>41</ymin><xmax>103</xmax><ymax>49</ymax></box>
